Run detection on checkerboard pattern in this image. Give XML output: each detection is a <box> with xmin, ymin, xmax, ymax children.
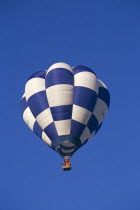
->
<box><xmin>21</xmin><ymin>63</ymin><xmax>110</xmax><ymax>158</ymax></box>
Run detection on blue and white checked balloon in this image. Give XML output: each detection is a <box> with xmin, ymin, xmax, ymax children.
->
<box><xmin>21</xmin><ymin>63</ymin><xmax>110</xmax><ymax>158</ymax></box>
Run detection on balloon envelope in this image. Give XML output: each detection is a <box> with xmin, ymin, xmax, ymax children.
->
<box><xmin>21</xmin><ymin>63</ymin><xmax>110</xmax><ymax>158</ymax></box>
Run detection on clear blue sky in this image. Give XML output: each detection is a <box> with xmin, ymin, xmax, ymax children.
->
<box><xmin>0</xmin><ymin>0</ymin><xmax>139</xmax><ymax>209</ymax></box>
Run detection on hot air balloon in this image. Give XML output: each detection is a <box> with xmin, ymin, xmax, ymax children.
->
<box><xmin>21</xmin><ymin>63</ymin><xmax>110</xmax><ymax>171</ymax></box>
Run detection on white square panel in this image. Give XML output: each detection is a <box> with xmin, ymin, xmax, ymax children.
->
<box><xmin>46</xmin><ymin>84</ymin><xmax>74</xmax><ymax>107</ymax></box>
<box><xmin>25</xmin><ymin>78</ymin><xmax>45</xmax><ymax>100</ymax></box>
<box><xmin>36</xmin><ymin>108</ymin><xmax>53</xmax><ymax>130</ymax></box>
<box><xmin>54</xmin><ymin>119</ymin><xmax>71</xmax><ymax>135</ymax></box>
<box><xmin>80</xmin><ymin>126</ymin><xmax>91</xmax><ymax>144</ymax></box>
<box><xmin>93</xmin><ymin>98</ymin><xmax>108</xmax><ymax>124</ymax></box>
<box><xmin>72</xmin><ymin>104</ymin><xmax>92</xmax><ymax>125</ymax></box>
<box><xmin>74</xmin><ymin>71</ymin><xmax>98</xmax><ymax>93</ymax></box>
<box><xmin>42</xmin><ymin>131</ymin><xmax>52</xmax><ymax>147</ymax></box>
<box><xmin>23</xmin><ymin>107</ymin><xmax>35</xmax><ymax>131</ymax></box>
<box><xmin>47</xmin><ymin>62</ymin><xmax>73</xmax><ymax>74</ymax></box>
